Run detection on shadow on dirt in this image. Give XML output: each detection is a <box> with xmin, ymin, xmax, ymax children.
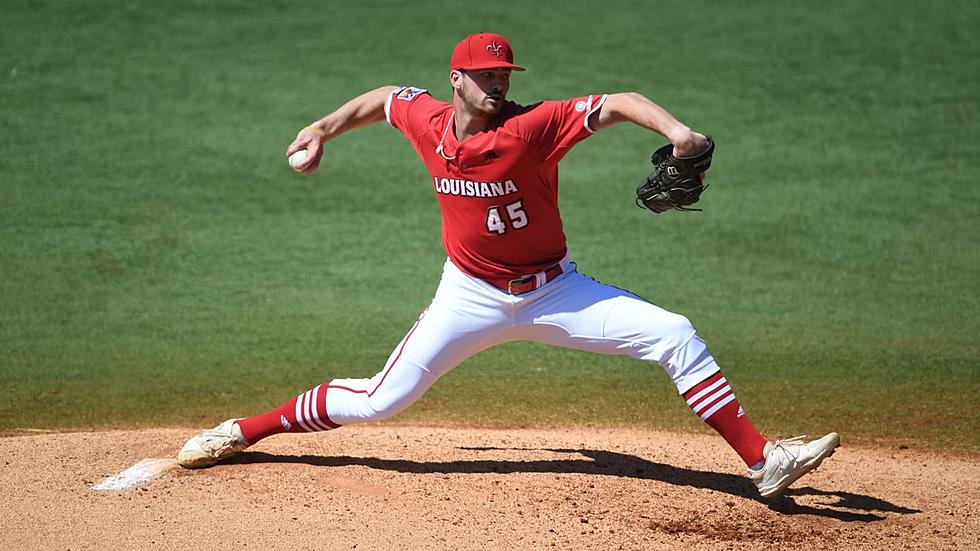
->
<box><xmin>227</xmin><ymin>447</ymin><xmax>919</xmax><ymax>522</ymax></box>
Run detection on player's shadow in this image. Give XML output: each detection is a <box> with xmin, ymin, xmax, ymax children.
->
<box><xmin>226</xmin><ymin>446</ymin><xmax>918</xmax><ymax>522</ymax></box>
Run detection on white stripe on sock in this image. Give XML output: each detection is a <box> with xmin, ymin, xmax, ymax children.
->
<box><xmin>692</xmin><ymin>385</ymin><xmax>733</xmax><ymax>414</ymax></box>
<box><xmin>700</xmin><ymin>393</ymin><xmax>737</xmax><ymax>421</ymax></box>
<box><xmin>294</xmin><ymin>391</ymin><xmax>314</xmax><ymax>432</ymax></box>
<box><xmin>304</xmin><ymin>388</ymin><xmax>316</xmax><ymax>429</ymax></box>
<box><xmin>685</xmin><ymin>377</ymin><xmax>728</xmax><ymax>406</ymax></box>
<box><xmin>307</xmin><ymin>385</ymin><xmax>332</xmax><ymax>431</ymax></box>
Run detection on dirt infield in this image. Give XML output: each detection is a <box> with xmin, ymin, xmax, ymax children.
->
<box><xmin>2</xmin><ymin>426</ymin><xmax>977</xmax><ymax>550</ymax></box>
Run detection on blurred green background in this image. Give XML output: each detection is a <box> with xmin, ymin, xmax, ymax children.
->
<box><xmin>2</xmin><ymin>0</ymin><xmax>978</xmax><ymax>451</ymax></box>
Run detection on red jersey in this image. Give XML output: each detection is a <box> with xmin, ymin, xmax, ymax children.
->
<box><xmin>385</xmin><ymin>86</ymin><xmax>607</xmax><ymax>281</ymax></box>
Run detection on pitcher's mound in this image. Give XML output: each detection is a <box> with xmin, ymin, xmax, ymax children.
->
<box><xmin>1</xmin><ymin>425</ymin><xmax>975</xmax><ymax>550</ymax></box>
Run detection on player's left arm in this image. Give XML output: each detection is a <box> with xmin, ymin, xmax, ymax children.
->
<box><xmin>591</xmin><ymin>92</ymin><xmax>708</xmax><ymax>156</ymax></box>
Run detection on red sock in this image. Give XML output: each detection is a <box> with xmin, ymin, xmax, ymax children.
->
<box><xmin>236</xmin><ymin>383</ymin><xmax>340</xmax><ymax>444</ymax></box>
<box><xmin>683</xmin><ymin>371</ymin><xmax>767</xmax><ymax>467</ymax></box>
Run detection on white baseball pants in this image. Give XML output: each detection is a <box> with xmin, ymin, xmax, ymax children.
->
<box><xmin>324</xmin><ymin>257</ymin><xmax>721</xmax><ymax>425</ymax></box>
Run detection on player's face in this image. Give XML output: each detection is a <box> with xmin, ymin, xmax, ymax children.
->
<box><xmin>453</xmin><ymin>68</ymin><xmax>511</xmax><ymax>116</ymax></box>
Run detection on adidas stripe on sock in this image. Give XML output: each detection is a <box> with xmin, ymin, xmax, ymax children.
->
<box><xmin>683</xmin><ymin>371</ymin><xmax>767</xmax><ymax>467</ymax></box>
<box><xmin>237</xmin><ymin>383</ymin><xmax>340</xmax><ymax>444</ymax></box>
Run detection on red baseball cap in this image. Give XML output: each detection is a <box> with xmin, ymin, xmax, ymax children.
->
<box><xmin>450</xmin><ymin>33</ymin><xmax>526</xmax><ymax>72</ymax></box>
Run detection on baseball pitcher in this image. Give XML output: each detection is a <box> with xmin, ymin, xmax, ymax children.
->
<box><xmin>178</xmin><ymin>33</ymin><xmax>839</xmax><ymax>499</ymax></box>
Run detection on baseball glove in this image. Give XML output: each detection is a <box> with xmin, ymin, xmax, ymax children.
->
<box><xmin>635</xmin><ymin>136</ymin><xmax>715</xmax><ymax>213</ymax></box>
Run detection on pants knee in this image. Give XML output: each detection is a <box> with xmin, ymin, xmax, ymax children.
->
<box><xmin>326</xmin><ymin>361</ymin><xmax>434</xmax><ymax>424</ymax></box>
<box><xmin>629</xmin><ymin>311</ymin><xmax>700</xmax><ymax>369</ymax></box>
<box><xmin>365</xmin><ymin>391</ymin><xmax>418</xmax><ymax>420</ymax></box>
<box><xmin>365</xmin><ymin>361</ymin><xmax>433</xmax><ymax>420</ymax></box>
<box><xmin>637</xmin><ymin>312</ymin><xmax>695</xmax><ymax>355</ymax></box>
<box><xmin>661</xmin><ymin>313</ymin><xmax>696</xmax><ymax>348</ymax></box>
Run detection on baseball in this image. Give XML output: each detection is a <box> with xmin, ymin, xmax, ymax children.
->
<box><xmin>288</xmin><ymin>150</ymin><xmax>309</xmax><ymax>169</ymax></box>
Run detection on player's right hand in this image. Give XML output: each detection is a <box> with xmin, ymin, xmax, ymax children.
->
<box><xmin>286</xmin><ymin>127</ymin><xmax>325</xmax><ymax>174</ymax></box>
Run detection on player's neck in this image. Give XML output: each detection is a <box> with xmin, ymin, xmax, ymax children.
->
<box><xmin>451</xmin><ymin>102</ymin><xmax>493</xmax><ymax>143</ymax></box>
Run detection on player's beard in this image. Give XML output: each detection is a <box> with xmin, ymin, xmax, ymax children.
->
<box><xmin>460</xmin><ymin>87</ymin><xmax>505</xmax><ymax>118</ymax></box>
<box><xmin>483</xmin><ymin>93</ymin><xmax>505</xmax><ymax>116</ymax></box>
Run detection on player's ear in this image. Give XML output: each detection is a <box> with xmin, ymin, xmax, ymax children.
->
<box><xmin>450</xmin><ymin>70</ymin><xmax>464</xmax><ymax>94</ymax></box>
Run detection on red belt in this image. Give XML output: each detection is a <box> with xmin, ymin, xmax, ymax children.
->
<box><xmin>487</xmin><ymin>263</ymin><xmax>564</xmax><ymax>295</ymax></box>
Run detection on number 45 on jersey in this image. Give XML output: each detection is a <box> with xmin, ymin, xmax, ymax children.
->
<box><xmin>486</xmin><ymin>200</ymin><xmax>528</xmax><ymax>235</ymax></box>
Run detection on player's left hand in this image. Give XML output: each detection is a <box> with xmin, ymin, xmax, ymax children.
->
<box><xmin>672</xmin><ymin>131</ymin><xmax>710</xmax><ymax>158</ymax></box>
<box><xmin>286</xmin><ymin>126</ymin><xmax>325</xmax><ymax>174</ymax></box>
<box><xmin>635</xmin><ymin>135</ymin><xmax>715</xmax><ymax>213</ymax></box>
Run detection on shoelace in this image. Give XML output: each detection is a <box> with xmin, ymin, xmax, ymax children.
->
<box><xmin>771</xmin><ymin>435</ymin><xmax>807</xmax><ymax>460</ymax></box>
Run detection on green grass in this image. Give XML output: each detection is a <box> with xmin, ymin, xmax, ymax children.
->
<box><xmin>2</xmin><ymin>1</ymin><xmax>978</xmax><ymax>451</ymax></box>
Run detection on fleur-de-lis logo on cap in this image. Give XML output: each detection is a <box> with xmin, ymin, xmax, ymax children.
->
<box><xmin>486</xmin><ymin>41</ymin><xmax>505</xmax><ymax>58</ymax></box>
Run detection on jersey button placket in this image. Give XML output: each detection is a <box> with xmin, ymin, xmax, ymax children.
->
<box><xmin>444</xmin><ymin>146</ymin><xmax>464</xmax><ymax>174</ymax></box>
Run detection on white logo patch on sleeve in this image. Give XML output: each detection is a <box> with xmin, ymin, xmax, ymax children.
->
<box><xmin>396</xmin><ymin>86</ymin><xmax>426</xmax><ymax>101</ymax></box>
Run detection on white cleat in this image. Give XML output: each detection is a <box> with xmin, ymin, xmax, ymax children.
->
<box><xmin>749</xmin><ymin>432</ymin><xmax>841</xmax><ymax>498</ymax></box>
<box><xmin>177</xmin><ymin>419</ymin><xmax>250</xmax><ymax>469</ymax></box>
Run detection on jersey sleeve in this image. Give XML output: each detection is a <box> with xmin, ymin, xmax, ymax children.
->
<box><xmin>517</xmin><ymin>94</ymin><xmax>608</xmax><ymax>165</ymax></box>
<box><xmin>385</xmin><ymin>86</ymin><xmax>444</xmax><ymax>146</ymax></box>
